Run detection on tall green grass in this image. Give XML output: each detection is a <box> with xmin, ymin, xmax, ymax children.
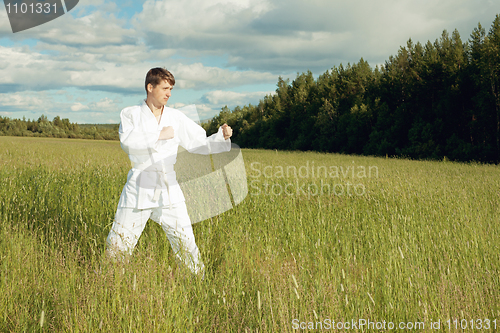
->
<box><xmin>1</xmin><ymin>136</ymin><xmax>499</xmax><ymax>332</ymax></box>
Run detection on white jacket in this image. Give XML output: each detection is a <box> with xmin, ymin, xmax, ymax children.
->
<box><xmin>117</xmin><ymin>101</ymin><xmax>230</xmax><ymax>209</ymax></box>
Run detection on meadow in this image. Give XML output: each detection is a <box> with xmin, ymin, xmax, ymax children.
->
<box><xmin>0</xmin><ymin>136</ymin><xmax>499</xmax><ymax>332</ymax></box>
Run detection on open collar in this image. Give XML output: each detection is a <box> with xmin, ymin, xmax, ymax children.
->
<box><xmin>141</xmin><ymin>100</ymin><xmax>176</xmax><ymax>127</ymax></box>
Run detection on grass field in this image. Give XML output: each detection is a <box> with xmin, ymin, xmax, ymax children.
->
<box><xmin>1</xmin><ymin>136</ymin><xmax>499</xmax><ymax>332</ymax></box>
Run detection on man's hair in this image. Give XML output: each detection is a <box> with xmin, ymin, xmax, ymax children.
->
<box><xmin>145</xmin><ymin>67</ymin><xmax>175</xmax><ymax>92</ymax></box>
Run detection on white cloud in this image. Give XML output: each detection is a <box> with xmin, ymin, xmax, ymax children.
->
<box><xmin>188</xmin><ymin>89</ymin><xmax>274</xmax><ymax>120</ymax></box>
<box><xmin>0</xmin><ymin>92</ymin><xmax>50</xmax><ymax>110</ymax></box>
<box><xmin>202</xmin><ymin>90</ymin><xmax>273</xmax><ymax>106</ymax></box>
<box><xmin>1</xmin><ymin>0</ymin><xmax>131</xmax><ymax>46</ymax></box>
<box><xmin>0</xmin><ymin>44</ymin><xmax>277</xmax><ymax>94</ymax></box>
<box><xmin>1</xmin><ymin>0</ymin><xmax>500</xmax><ymax>124</ymax></box>
<box><xmin>134</xmin><ymin>0</ymin><xmax>500</xmax><ymax>72</ymax></box>
<box><xmin>193</xmin><ymin>104</ymin><xmax>223</xmax><ymax>121</ymax></box>
<box><xmin>71</xmin><ymin>103</ymin><xmax>89</xmax><ymax>112</ymax></box>
<box><xmin>88</xmin><ymin>97</ymin><xmax>119</xmax><ymax>112</ymax></box>
<box><xmin>135</xmin><ymin>0</ymin><xmax>272</xmax><ymax>37</ymax></box>
<box><xmin>170</xmin><ymin>102</ymin><xmax>208</xmax><ymax>122</ymax></box>
<box><xmin>170</xmin><ymin>63</ymin><xmax>277</xmax><ymax>89</ymax></box>
<box><xmin>5</xmin><ymin>0</ymin><xmax>495</xmax><ymax>85</ymax></box>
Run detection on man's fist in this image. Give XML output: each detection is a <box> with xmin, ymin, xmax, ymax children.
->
<box><xmin>222</xmin><ymin>124</ymin><xmax>232</xmax><ymax>140</ymax></box>
<box><xmin>159</xmin><ymin>126</ymin><xmax>174</xmax><ymax>140</ymax></box>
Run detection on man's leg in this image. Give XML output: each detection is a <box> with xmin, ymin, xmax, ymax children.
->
<box><xmin>151</xmin><ymin>203</ymin><xmax>205</xmax><ymax>275</ymax></box>
<box><xmin>106</xmin><ymin>207</ymin><xmax>150</xmax><ymax>259</ymax></box>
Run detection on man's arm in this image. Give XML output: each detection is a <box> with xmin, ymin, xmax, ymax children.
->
<box><xmin>177</xmin><ymin>113</ymin><xmax>231</xmax><ymax>155</ymax></box>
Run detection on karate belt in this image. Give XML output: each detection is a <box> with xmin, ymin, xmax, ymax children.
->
<box><xmin>133</xmin><ymin>162</ymin><xmax>174</xmax><ymax>209</ymax></box>
<box><xmin>153</xmin><ymin>163</ymin><xmax>173</xmax><ymax>209</ymax></box>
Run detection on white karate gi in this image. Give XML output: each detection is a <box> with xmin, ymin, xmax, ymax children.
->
<box><xmin>106</xmin><ymin>100</ymin><xmax>230</xmax><ymax>274</ymax></box>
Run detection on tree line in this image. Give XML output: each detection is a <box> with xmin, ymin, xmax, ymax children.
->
<box><xmin>203</xmin><ymin>16</ymin><xmax>500</xmax><ymax>163</ymax></box>
<box><xmin>1</xmin><ymin>16</ymin><xmax>499</xmax><ymax>162</ymax></box>
<box><xmin>0</xmin><ymin>115</ymin><xmax>119</xmax><ymax>140</ymax></box>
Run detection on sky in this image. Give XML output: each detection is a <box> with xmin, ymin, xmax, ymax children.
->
<box><xmin>0</xmin><ymin>0</ymin><xmax>499</xmax><ymax>124</ymax></box>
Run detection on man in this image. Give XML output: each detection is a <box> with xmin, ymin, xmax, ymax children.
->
<box><xmin>106</xmin><ymin>67</ymin><xmax>232</xmax><ymax>276</ymax></box>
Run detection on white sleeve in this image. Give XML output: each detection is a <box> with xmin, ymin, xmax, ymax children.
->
<box><xmin>119</xmin><ymin>109</ymin><xmax>160</xmax><ymax>156</ymax></box>
<box><xmin>177</xmin><ymin>113</ymin><xmax>231</xmax><ymax>155</ymax></box>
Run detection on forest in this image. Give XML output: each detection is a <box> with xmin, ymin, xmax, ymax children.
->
<box><xmin>0</xmin><ymin>115</ymin><xmax>119</xmax><ymax>140</ymax></box>
<box><xmin>203</xmin><ymin>16</ymin><xmax>500</xmax><ymax>163</ymax></box>
<box><xmin>1</xmin><ymin>16</ymin><xmax>499</xmax><ymax>162</ymax></box>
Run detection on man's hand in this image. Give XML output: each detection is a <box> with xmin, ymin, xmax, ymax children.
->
<box><xmin>222</xmin><ymin>124</ymin><xmax>232</xmax><ymax>140</ymax></box>
<box><xmin>159</xmin><ymin>126</ymin><xmax>174</xmax><ymax>140</ymax></box>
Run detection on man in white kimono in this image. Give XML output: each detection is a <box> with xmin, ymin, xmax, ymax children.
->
<box><xmin>106</xmin><ymin>67</ymin><xmax>232</xmax><ymax>276</ymax></box>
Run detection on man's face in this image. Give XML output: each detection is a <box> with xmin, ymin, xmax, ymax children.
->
<box><xmin>148</xmin><ymin>80</ymin><xmax>173</xmax><ymax>106</ymax></box>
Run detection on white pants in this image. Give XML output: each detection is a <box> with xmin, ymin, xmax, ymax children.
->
<box><xmin>105</xmin><ymin>202</ymin><xmax>204</xmax><ymax>275</ymax></box>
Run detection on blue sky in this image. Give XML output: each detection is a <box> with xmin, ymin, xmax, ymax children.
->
<box><xmin>1</xmin><ymin>0</ymin><xmax>499</xmax><ymax>123</ymax></box>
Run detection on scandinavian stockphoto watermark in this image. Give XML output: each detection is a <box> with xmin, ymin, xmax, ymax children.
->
<box><xmin>292</xmin><ymin>318</ymin><xmax>428</xmax><ymax>330</ymax></box>
<box><xmin>4</xmin><ymin>0</ymin><xmax>79</xmax><ymax>33</ymax></box>
<box><xmin>291</xmin><ymin>318</ymin><xmax>498</xmax><ymax>330</ymax></box>
<box><xmin>249</xmin><ymin>161</ymin><xmax>379</xmax><ymax>198</ymax></box>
